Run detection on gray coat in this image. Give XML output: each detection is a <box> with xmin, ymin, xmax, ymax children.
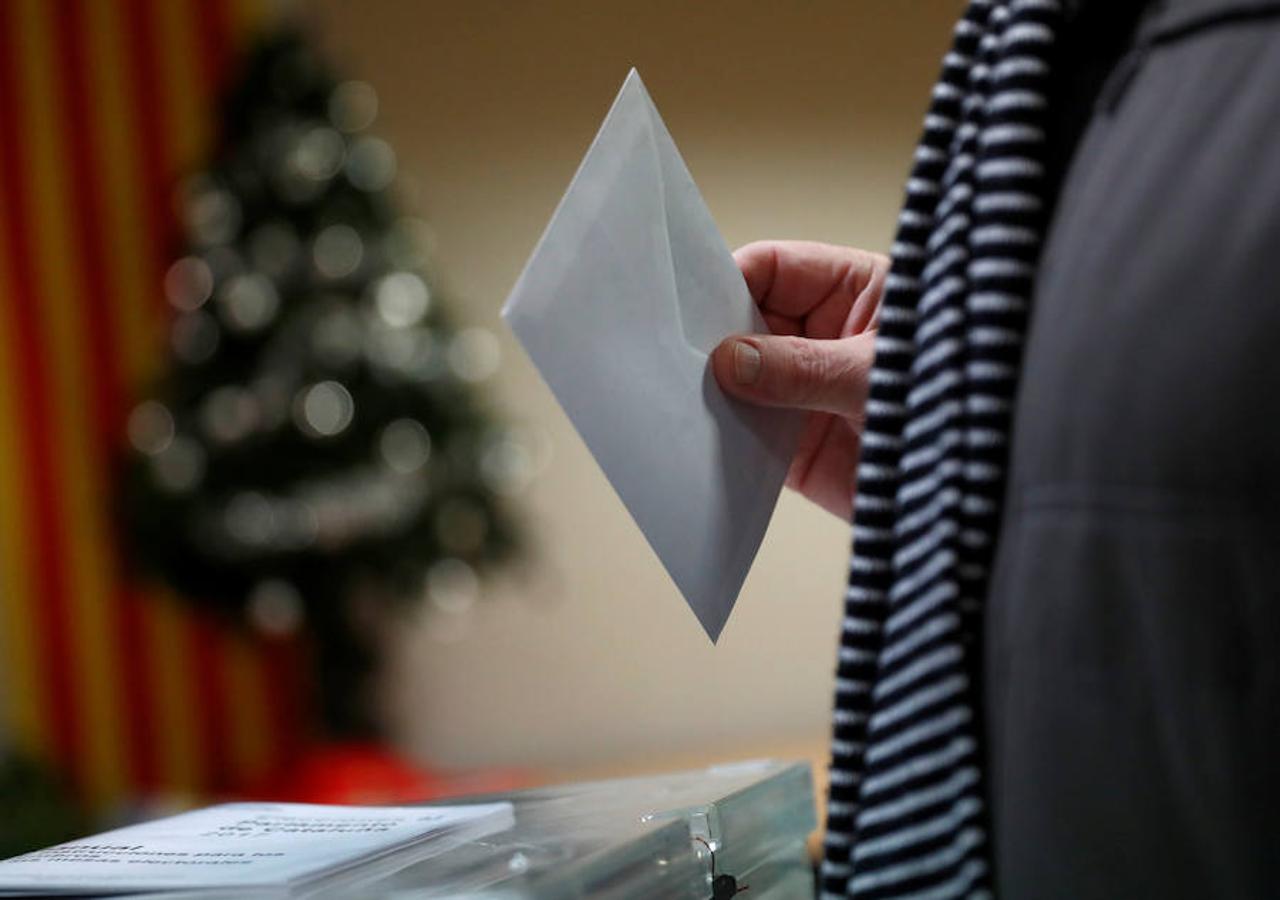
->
<box><xmin>984</xmin><ymin>0</ymin><xmax>1280</xmax><ymax>896</ymax></box>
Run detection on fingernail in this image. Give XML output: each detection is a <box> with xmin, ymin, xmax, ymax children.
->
<box><xmin>733</xmin><ymin>340</ymin><xmax>762</xmax><ymax>384</ymax></box>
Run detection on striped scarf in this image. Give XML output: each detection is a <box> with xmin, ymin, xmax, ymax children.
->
<box><xmin>822</xmin><ymin>1</ymin><xmax>1063</xmax><ymax>897</ymax></box>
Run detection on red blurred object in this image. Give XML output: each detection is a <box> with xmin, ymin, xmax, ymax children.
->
<box><xmin>245</xmin><ymin>743</ymin><xmax>531</xmax><ymax>806</ymax></box>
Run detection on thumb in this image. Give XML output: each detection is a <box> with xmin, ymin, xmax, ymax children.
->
<box><xmin>711</xmin><ymin>332</ymin><xmax>874</xmax><ymax>418</ymax></box>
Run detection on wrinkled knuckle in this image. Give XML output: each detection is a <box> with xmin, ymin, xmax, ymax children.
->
<box><xmin>784</xmin><ymin>339</ymin><xmax>829</xmax><ymax>402</ymax></box>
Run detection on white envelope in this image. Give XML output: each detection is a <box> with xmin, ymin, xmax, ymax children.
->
<box><xmin>502</xmin><ymin>70</ymin><xmax>803</xmax><ymax>642</ymax></box>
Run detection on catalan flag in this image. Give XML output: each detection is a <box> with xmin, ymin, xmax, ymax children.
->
<box><xmin>0</xmin><ymin>0</ymin><xmax>305</xmax><ymax>812</ymax></box>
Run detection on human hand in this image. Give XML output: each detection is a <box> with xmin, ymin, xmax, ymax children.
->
<box><xmin>711</xmin><ymin>240</ymin><xmax>888</xmax><ymax>520</ymax></box>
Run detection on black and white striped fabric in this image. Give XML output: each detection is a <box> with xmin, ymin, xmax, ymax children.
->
<box><xmin>822</xmin><ymin>1</ymin><xmax>1062</xmax><ymax>897</ymax></box>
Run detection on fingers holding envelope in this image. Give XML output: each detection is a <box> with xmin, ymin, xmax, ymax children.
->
<box><xmin>734</xmin><ymin>240</ymin><xmax>886</xmax><ymax>338</ymax></box>
<box><xmin>710</xmin><ymin>240</ymin><xmax>889</xmax><ymax>519</ymax></box>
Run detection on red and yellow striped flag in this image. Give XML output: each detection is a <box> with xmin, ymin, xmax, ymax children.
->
<box><xmin>0</xmin><ymin>0</ymin><xmax>306</xmax><ymax>812</ymax></box>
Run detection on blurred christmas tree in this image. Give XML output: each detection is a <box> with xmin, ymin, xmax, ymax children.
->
<box><xmin>123</xmin><ymin>32</ymin><xmax>525</xmax><ymax>739</ymax></box>
<box><xmin>0</xmin><ymin>753</ymin><xmax>85</xmax><ymax>858</ymax></box>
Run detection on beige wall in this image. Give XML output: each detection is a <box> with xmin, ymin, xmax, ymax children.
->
<box><xmin>311</xmin><ymin>1</ymin><xmax>959</xmax><ymax>771</ymax></box>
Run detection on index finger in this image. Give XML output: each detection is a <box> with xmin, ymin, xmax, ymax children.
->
<box><xmin>734</xmin><ymin>240</ymin><xmax>884</xmax><ymax>336</ymax></box>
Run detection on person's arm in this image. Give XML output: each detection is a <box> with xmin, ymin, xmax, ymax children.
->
<box><xmin>711</xmin><ymin>240</ymin><xmax>888</xmax><ymax>520</ymax></box>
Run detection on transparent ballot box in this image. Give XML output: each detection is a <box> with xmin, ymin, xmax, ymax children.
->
<box><xmin>346</xmin><ymin>759</ymin><xmax>817</xmax><ymax>899</ymax></box>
